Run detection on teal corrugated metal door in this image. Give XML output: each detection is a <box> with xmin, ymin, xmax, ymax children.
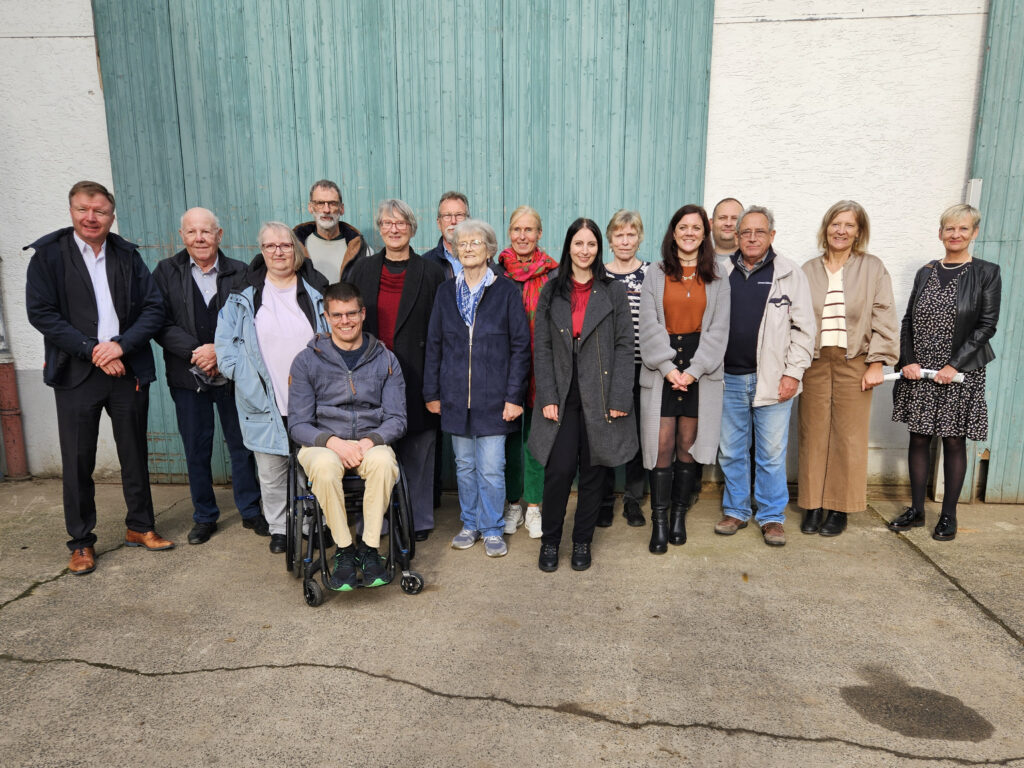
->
<box><xmin>92</xmin><ymin>0</ymin><xmax>714</xmax><ymax>482</ymax></box>
<box><xmin>970</xmin><ymin>0</ymin><xmax>1024</xmax><ymax>503</ymax></box>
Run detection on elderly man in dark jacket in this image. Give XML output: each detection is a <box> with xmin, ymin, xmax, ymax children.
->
<box><xmin>153</xmin><ymin>207</ymin><xmax>266</xmax><ymax>545</ymax></box>
<box><xmin>288</xmin><ymin>282</ymin><xmax>407</xmax><ymax>591</ymax></box>
<box><xmin>25</xmin><ymin>180</ymin><xmax>172</xmax><ymax>575</ymax></box>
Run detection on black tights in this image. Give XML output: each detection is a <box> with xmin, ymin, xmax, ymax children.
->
<box><xmin>908</xmin><ymin>432</ymin><xmax>967</xmax><ymax>518</ymax></box>
<box><xmin>656</xmin><ymin>416</ymin><xmax>697</xmax><ymax>468</ymax></box>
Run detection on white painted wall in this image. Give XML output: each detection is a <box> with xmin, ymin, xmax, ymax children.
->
<box><xmin>0</xmin><ymin>0</ymin><xmax>991</xmax><ymax>484</ymax></box>
<box><xmin>0</xmin><ymin>0</ymin><xmax>120</xmax><ymax>477</ymax></box>
<box><xmin>703</xmin><ymin>0</ymin><xmax>989</xmax><ymax>484</ymax></box>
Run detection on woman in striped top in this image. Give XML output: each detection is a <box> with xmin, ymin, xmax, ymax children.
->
<box><xmin>798</xmin><ymin>201</ymin><xmax>899</xmax><ymax>537</ymax></box>
<box><xmin>602</xmin><ymin>210</ymin><xmax>649</xmax><ymax>527</ymax></box>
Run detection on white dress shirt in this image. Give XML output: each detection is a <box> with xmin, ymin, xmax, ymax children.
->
<box><xmin>73</xmin><ymin>232</ymin><xmax>120</xmax><ymax>342</ymax></box>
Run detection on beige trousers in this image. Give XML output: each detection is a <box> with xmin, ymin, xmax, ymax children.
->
<box><xmin>797</xmin><ymin>348</ymin><xmax>873</xmax><ymax>513</ymax></box>
<box><xmin>297</xmin><ymin>444</ymin><xmax>399</xmax><ymax>548</ymax></box>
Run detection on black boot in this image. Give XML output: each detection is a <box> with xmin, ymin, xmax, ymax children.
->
<box><xmin>649</xmin><ymin>467</ymin><xmax>672</xmax><ymax>554</ymax></box>
<box><xmin>801</xmin><ymin>507</ymin><xmax>824</xmax><ymax>534</ymax></box>
<box><xmin>819</xmin><ymin>510</ymin><xmax>847</xmax><ymax>537</ymax></box>
<box><xmin>669</xmin><ymin>461</ymin><xmax>697</xmax><ymax>546</ymax></box>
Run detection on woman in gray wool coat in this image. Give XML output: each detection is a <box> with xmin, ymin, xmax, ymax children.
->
<box><xmin>637</xmin><ymin>204</ymin><xmax>730</xmax><ymax>554</ymax></box>
<box><xmin>528</xmin><ymin>218</ymin><xmax>639</xmax><ymax>573</ymax></box>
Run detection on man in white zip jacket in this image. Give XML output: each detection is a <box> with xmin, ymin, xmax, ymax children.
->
<box><xmin>714</xmin><ymin>206</ymin><xmax>815</xmax><ymax>547</ymax></box>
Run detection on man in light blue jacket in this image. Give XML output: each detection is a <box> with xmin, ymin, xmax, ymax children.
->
<box><xmin>288</xmin><ymin>282</ymin><xmax>407</xmax><ymax>591</ymax></box>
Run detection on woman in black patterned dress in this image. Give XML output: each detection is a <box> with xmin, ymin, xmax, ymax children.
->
<box><xmin>889</xmin><ymin>204</ymin><xmax>1001</xmax><ymax>541</ymax></box>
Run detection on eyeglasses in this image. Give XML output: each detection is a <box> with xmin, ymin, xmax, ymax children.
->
<box><xmin>328</xmin><ymin>310</ymin><xmax>362</xmax><ymax>321</ymax></box>
<box><xmin>310</xmin><ymin>200</ymin><xmax>341</xmax><ymax>210</ymax></box>
<box><xmin>261</xmin><ymin>243</ymin><xmax>294</xmax><ymax>253</ymax></box>
<box><xmin>439</xmin><ymin>212</ymin><xmax>467</xmax><ymax>222</ymax></box>
<box><xmin>380</xmin><ymin>219</ymin><xmax>409</xmax><ymax>231</ymax></box>
<box><xmin>738</xmin><ymin>229</ymin><xmax>770</xmax><ymax>239</ymax></box>
<box><xmin>457</xmin><ymin>239</ymin><xmax>484</xmax><ymax>251</ymax></box>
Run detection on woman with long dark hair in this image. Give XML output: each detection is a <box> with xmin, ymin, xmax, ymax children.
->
<box><xmin>637</xmin><ymin>204</ymin><xmax>730</xmax><ymax>553</ymax></box>
<box><xmin>528</xmin><ymin>218</ymin><xmax>638</xmax><ymax>572</ymax></box>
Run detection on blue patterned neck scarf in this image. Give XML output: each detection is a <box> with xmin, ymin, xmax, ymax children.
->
<box><xmin>456</xmin><ymin>269</ymin><xmax>496</xmax><ymax>327</ymax></box>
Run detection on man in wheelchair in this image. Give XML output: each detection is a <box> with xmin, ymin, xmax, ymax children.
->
<box><xmin>288</xmin><ymin>282</ymin><xmax>407</xmax><ymax>590</ymax></box>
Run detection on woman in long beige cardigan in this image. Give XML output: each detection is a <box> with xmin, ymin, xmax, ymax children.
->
<box><xmin>798</xmin><ymin>201</ymin><xmax>899</xmax><ymax>536</ymax></box>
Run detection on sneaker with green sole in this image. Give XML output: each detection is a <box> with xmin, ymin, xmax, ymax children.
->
<box><xmin>357</xmin><ymin>543</ymin><xmax>390</xmax><ymax>587</ymax></box>
<box><xmin>328</xmin><ymin>545</ymin><xmax>358</xmax><ymax>591</ymax></box>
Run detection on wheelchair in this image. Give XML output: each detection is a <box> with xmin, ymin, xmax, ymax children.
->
<box><xmin>285</xmin><ymin>445</ymin><xmax>424</xmax><ymax>606</ymax></box>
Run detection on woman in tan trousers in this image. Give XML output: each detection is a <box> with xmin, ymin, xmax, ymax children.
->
<box><xmin>798</xmin><ymin>201</ymin><xmax>899</xmax><ymax>536</ymax></box>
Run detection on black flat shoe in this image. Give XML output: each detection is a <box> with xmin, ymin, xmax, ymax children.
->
<box><xmin>414</xmin><ymin>529</ymin><xmax>431</xmax><ymax>542</ymax></box>
<box><xmin>622</xmin><ymin>499</ymin><xmax>645</xmax><ymax>527</ymax></box>
<box><xmin>932</xmin><ymin>514</ymin><xmax>957</xmax><ymax>541</ymax></box>
<box><xmin>269</xmin><ymin>534</ymin><xmax>287</xmax><ymax>554</ymax></box>
<box><xmin>538</xmin><ymin>543</ymin><xmax>559</xmax><ymax>572</ymax></box>
<box><xmin>242</xmin><ymin>515</ymin><xmax>270</xmax><ymax>537</ymax></box>
<box><xmin>819</xmin><ymin>510</ymin><xmax>847</xmax><ymax>537</ymax></box>
<box><xmin>188</xmin><ymin>521</ymin><xmax>218</xmax><ymax>545</ymax></box>
<box><xmin>571</xmin><ymin>542</ymin><xmax>591</xmax><ymax>571</ymax></box>
<box><xmin>800</xmin><ymin>507</ymin><xmax>824</xmax><ymax>534</ymax></box>
<box><xmin>888</xmin><ymin>507</ymin><xmax>925</xmax><ymax>532</ymax></box>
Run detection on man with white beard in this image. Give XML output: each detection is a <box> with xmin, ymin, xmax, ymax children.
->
<box><xmin>293</xmin><ymin>179</ymin><xmax>369</xmax><ymax>282</ymax></box>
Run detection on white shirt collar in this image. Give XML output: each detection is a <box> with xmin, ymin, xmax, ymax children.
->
<box><xmin>73</xmin><ymin>231</ymin><xmax>106</xmax><ymax>260</ymax></box>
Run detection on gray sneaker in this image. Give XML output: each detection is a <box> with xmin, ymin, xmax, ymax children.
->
<box><xmin>483</xmin><ymin>535</ymin><xmax>508</xmax><ymax>557</ymax></box>
<box><xmin>451</xmin><ymin>529</ymin><xmax>480</xmax><ymax>549</ymax></box>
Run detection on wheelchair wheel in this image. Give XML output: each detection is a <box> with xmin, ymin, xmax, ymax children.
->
<box><xmin>400</xmin><ymin>571</ymin><xmax>424</xmax><ymax>595</ymax></box>
<box><xmin>303</xmin><ymin>578</ymin><xmax>324</xmax><ymax>607</ymax></box>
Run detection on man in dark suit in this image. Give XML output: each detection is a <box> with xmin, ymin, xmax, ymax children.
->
<box><xmin>153</xmin><ymin>207</ymin><xmax>266</xmax><ymax>545</ymax></box>
<box><xmin>25</xmin><ymin>180</ymin><xmax>173</xmax><ymax>575</ymax></box>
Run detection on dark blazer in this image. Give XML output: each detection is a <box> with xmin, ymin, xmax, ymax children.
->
<box><xmin>423</xmin><ymin>275</ymin><xmax>531</xmax><ymax>436</ymax></box>
<box><xmin>25</xmin><ymin>227</ymin><xmax>164</xmax><ymax>389</ymax></box>
<box><xmin>898</xmin><ymin>258</ymin><xmax>1001</xmax><ymax>373</ymax></box>
<box><xmin>421</xmin><ymin>237</ymin><xmax>456</xmax><ymax>279</ymax></box>
<box><xmin>348</xmin><ymin>249</ymin><xmax>445</xmax><ymax>433</ymax></box>
<box><xmin>153</xmin><ymin>248</ymin><xmax>248</xmax><ymax>389</ymax></box>
<box><xmin>527</xmin><ymin>277</ymin><xmax>638</xmax><ymax>467</ymax></box>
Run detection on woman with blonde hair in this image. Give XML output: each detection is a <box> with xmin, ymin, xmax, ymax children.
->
<box><xmin>798</xmin><ymin>201</ymin><xmax>898</xmax><ymax>537</ymax></box>
<box><xmin>497</xmin><ymin>205</ymin><xmax>559</xmax><ymax>538</ymax></box>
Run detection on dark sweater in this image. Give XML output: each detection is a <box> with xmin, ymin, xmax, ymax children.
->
<box><xmin>724</xmin><ymin>251</ymin><xmax>775</xmax><ymax>375</ymax></box>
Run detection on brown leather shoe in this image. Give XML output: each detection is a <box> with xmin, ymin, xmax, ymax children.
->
<box><xmin>69</xmin><ymin>547</ymin><xmax>96</xmax><ymax>575</ymax></box>
<box><xmin>714</xmin><ymin>516</ymin><xmax>748</xmax><ymax>535</ymax></box>
<box><xmin>125</xmin><ymin>529</ymin><xmax>175</xmax><ymax>551</ymax></box>
<box><xmin>761</xmin><ymin>522</ymin><xmax>786</xmax><ymax>547</ymax></box>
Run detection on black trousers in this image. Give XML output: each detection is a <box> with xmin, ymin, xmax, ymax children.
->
<box><xmin>541</xmin><ymin>363</ymin><xmax>607</xmax><ymax>546</ymax></box>
<box><xmin>54</xmin><ymin>369</ymin><xmax>155</xmax><ymax>550</ymax></box>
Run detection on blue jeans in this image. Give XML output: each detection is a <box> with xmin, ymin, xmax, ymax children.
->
<box><xmin>451</xmin><ymin>434</ymin><xmax>506</xmax><ymax>538</ymax></box>
<box><xmin>719</xmin><ymin>373</ymin><xmax>793</xmax><ymax>525</ymax></box>
<box><xmin>170</xmin><ymin>386</ymin><xmax>262</xmax><ymax>524</ymax></box>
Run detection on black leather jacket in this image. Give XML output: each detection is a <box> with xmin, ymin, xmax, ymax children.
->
<box><xmin>897</xmin><ymin>257</ymin><xmax>1001</xmax><ymax>373</ymax></box>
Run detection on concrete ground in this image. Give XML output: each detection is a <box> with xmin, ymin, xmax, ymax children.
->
<box><xmin>1</xmin><ymin>479</ymin><xmax>1022</xmax><ymax>768</ymax></box>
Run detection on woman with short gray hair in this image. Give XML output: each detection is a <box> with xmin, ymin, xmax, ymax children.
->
<box><xmin>348</xmin><ymin>199</ymin><xmax>446</xmax><ymax>540</ymax></box>
<box><xmin>424</xmin><ymin>219</ymin><xmax>531</xmax><ymax>557</ymax></box>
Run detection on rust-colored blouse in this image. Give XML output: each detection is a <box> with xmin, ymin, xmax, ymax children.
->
<box><xmin>664</xmin><ymin>266</ymin><xmax>706</xmax><ymax>334</ymax></box>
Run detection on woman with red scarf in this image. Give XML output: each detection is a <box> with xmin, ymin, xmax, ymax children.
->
<box><xmin>497</xmin><ymin>205</ymin><xmax>559</xmax><ymax>539</ymax></box>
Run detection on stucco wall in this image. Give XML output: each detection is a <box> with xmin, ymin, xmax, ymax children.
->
<box><xmin>0</xmin><ymin>0</ymin><xmax>120</xmax><ymax>477</ymax></box>
<box><xmin>704</xmin><ymin>0</ymin><xmax>989</xmax><ymax>484</ymax></box>
<box><xmin>1</xmin><ymin>0</ymin><xmax>991</xmax><ymax>483</ymax></box>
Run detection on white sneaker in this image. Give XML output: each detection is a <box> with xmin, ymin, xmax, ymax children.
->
<box><xmin>524</xmin><ymin>505</ymin><xmax>542</xmax><ymax>538</ymax></box>
<box><xmin>504</xmin><ymin>502</ymin><xmax>524</xmax><ymax>534</ymax></box>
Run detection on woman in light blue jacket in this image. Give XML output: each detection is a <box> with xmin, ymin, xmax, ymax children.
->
<box><xmin>216</xmin><ymin>222</ymin><xmax>328</xmax><ymax>554</ymax></box>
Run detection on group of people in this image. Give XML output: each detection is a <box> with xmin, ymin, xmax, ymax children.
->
<box><xmin>25</xmin><ymin>180</ymin><xmax>1001</xmax><ymax>586</ymax></box>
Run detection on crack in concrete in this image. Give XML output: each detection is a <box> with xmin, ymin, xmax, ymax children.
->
<box><xmin>868</xmin><ymin>507</ymin><xmax>1024</xmax><ymax>647</ymax></box>
<box><xmin>0</xmin><ymin>497</ymin><xmax>192</xmax><ymax>614</ymax></box>
<box><xmin>1</xmin><ymin>652</ymin><xmax>1021</xmax><ymax>766</ymax></box>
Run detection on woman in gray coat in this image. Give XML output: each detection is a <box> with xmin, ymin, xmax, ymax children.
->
<box><xmin>638</xmin><ymin>204</ymin><xmax>730</xmax><ymax>553</ymax></box>
<box><xmin>528</xmin><ymin>218</ymin><xmax>638</xmax><ymax>573</ymax></box>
